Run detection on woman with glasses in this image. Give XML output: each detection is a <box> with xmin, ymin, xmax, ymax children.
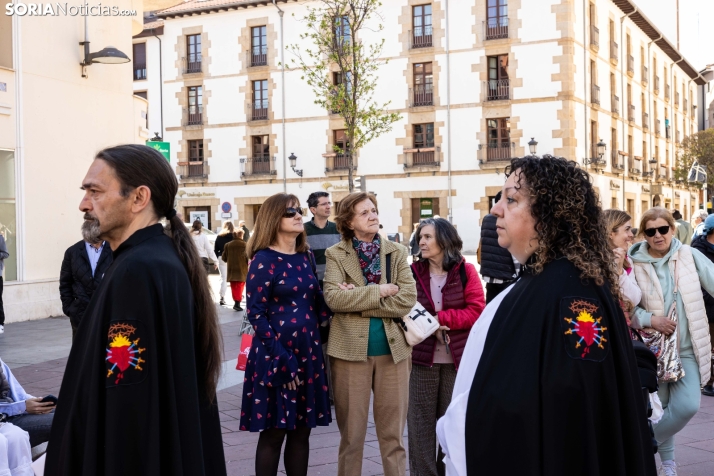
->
<box><xmin>323</xmin><ymin>192</ymin><xmax>417</xmax><ymax>476</ymax></box>
<box><xmin>629</xmin><ymin>207</ymin><xmax>713</xmax><ymax>475</ymax></box>
<box><xmin>239</xmin><ymin>193</ymin><xmax>332</xmax><ymax>476</ymax></box>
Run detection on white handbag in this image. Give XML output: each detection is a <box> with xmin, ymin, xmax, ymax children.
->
<box><xmin>385</xmin><ymin>254</ymin><xmax>439</xmax><ymax>346</ymax></box>
<box><xmin>395</xmin><ymin>302</ymin><xmax>440</xmax><ymax>347</ymax></box>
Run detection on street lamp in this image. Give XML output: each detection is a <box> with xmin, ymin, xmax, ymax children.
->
<box><xmin>79</xmin><ymin>16</ymin><xmax>129</xmax><ymax>77</ymax></box>
<box><xmin>596</xmin><ymin>138</ymin><xmax>606</xmax><ymax>159</ymax></box>
<box><xmin>584</xmin><ymin>139</ymin><xmax>607</xmax><ymax>170</ymax></box>
<box><xmin>528</xmin><ymin>137</ymin><xmax>538</xmax><ymax>156</ymax></box>
<box><xmin>289</xmin><ymin>152</ymin><xmax>303</xmax><ymax>177</ymax></box>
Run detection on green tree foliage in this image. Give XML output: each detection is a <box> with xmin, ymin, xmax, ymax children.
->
<box><xmin>287</xmin><ymin>0</ymin><xmax>401</xmax><ymax>192</ymax></box>
<box><xmin>673</xmin><ymin>129</ymin><xmax>714</xmax><ymax>186</ymax></box>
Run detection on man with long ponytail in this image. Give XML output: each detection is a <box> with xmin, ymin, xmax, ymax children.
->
<box><xmin>44</xmin><ymin>144</ymin><xmax>226</xmax><ymax>475</ymax></box>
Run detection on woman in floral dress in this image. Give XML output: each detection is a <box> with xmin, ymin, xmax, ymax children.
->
<box><xmin>240</xmin><ymin>193</ymin><xmax>332</xmax><ymax>476</ymax></box>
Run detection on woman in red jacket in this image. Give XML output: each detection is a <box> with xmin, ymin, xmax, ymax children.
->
<box><xmin>407</xmin><ymin>217</ymin><xmax>485</xmax><ymax>476</ymax></box>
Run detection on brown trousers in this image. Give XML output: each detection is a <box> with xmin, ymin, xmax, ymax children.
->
<box><xmin>331</xmin><ymin>355</ymin><xmax>411</xmax><ymax>476</ymax></box>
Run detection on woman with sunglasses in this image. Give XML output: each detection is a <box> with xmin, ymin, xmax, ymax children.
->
<box><xmin>629</xmin><ymin>207</ymin><xmax>714</xmax><ymax>475</ymax></box>
<box><xmin>239</xmin><ymin>193</ymin><xmax>332</xmax><ymax>476</ymax></box>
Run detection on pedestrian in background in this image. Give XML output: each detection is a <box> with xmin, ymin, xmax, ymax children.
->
<box><xmin>602</xmin><ymin>209</ymin><xmax>641</xmax><ymax>319</ymax></box>
<box><xmin>629</xmin><ymin>207</ymin><xmax>713</xmax><ymax>475</ymax></box>
<box><xmin>214</xmin><ymin>221</ymin><xmax>235</xmax><ymax>306</ymax></box>
<box><xmin>478</xmin><ymin>192</ymin><xmax>518</xmax><ymax>303</ymax></box>
<box><xmin>190</xmin><ymin>220</ymin><xmax>218</xmax><ymax>274</ymax></box>
<box><xmin>672</xmin><ymin>209</ymin><xmax>693</xmax><ymax>245</ymax></box>
<box><xmin>438</xmin><ymin>156</ymin><xmax>656</xmax><ymax>475</ymax></box>
<box><xmin>408</xmin><ymin>217</ymin><xmax>484</xmax><ymax>476</ymax></box>
<box><xmin>690</xmin><ymin>213</ymin><xmax>714</xmax><ymax>397</ymax></box>
<box><xmin>239</xmin><ymin>193</ymin><xmax>331</xmax><ymax>476</ymax></box>
<box><xmin>221</xmin><ymin>228</ymin><xmax>248</xmax><ymax>312</ymax></box>
<box><xmin>409</xmin><ymin>223</ymin><xmax>420</xmax><ymax>262</ymax></box>
<box><xmin>0</xmin><ymin>233</ymin><xmax>8</xmax><ymax>334</ymax></box>
<box><xmin>323</xmin><ymin>192</ymin><xmax>417</xmax><ymax>476</ymax></box>
<box><xmin>691</xmin><ymin>209</ymin><xmax>708</xmax><ymax>240</ymax></box>
<box><xmin>239</xmin><ymin>220</ymin><xmax>251</xmax><ymax>242</ymax></box>
<box><xmin>46</xmin><ymin>144</ymin><xmax>225</xmax><ymax>475</ymax></box>
<box><xmin>304</xmin><ymin>191</ymin><xmax>341</xmax><ymax>403</ymax></box>
<box><xmin>59</xmin><ymin>235</ymin><xmax>112</xmax><ymax>340</ymax></box>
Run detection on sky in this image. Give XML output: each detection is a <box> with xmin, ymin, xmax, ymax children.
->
<box><xmin>635</xmin><ymin>0</ymin><xmax>714</xmax><ymax>71</ymax></box>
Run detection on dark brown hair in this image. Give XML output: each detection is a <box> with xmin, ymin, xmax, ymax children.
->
<box><xmin>95</xmin><ymin>144</ymin><xmax>222</xmax><ymax>401</ymax></box>
<box><xmin>416</xmin><ymin>217</ymin><xmax>463</xmax><ymax>271</ymax></box>
<box><xmin>246</xmin><ymin>193</ymin><xmax>309</xmax><ymax>259</ymax></box>
<box><xmin>334</xmin><ymin>192</ymin><xmax>379</xmax><ymax>242</ymax></box>
<box><xmin>191</xmin><ymin>220</ymin><xmax>202</xmax><ymax>234</ymax></box>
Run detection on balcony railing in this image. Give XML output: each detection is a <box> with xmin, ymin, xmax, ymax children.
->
<box><xmin>627</xmin><ymin>55</ymin><xmax>635</xmax><ymax>75</ymax></box>
<box><xmin>483</xmin><ymin>17</ymin><xmax>509</xmax><ymax>40</ymax></box>
<box><xmin>612</xmin><ymin>151</ymin><xmax>625</xmax><ymax>171</ymax></box>
<box><xmin>183</xmin><ymin>56</ymin><xmax>202</xmax><ymax>74</ymax></box>
<box><xmin>643</xmin><ymin>112</ymin><xmax>649</xmax><ymax>130</ymax></box>
<box><xmin>133</xmin><ymin>64</ymin><xmax>146</xmax><ymax>81</ymax></box>
<box><xmin>411</xmin><ymin>84</ymin><xmax>433</xmax><ymax>107</ymax></box>
<box><xmin>658</xmin><ymin>166</ymin><xmax>667</xmax><ymax>180</ymax></box>
<box><xmin>591</xmin><ymin>84</ymin><xmax>600</xmax><ymax>105</ymax></box>
<box><xmin>642</xmin><ymin>65</ymin><xmax>648</xmax><ymax>84</ymax></box>
<box><xmin>590</xmin><ymin>25</ymin><xmax>599</xmax><ymax>47</ymax></box>
<box><xmin>665</xmin><ymin>85</ymin><xmax>670</xmax><ymax>101</ymax></box>
<box><xmin>612</xmin><ymin>95</ymin><xmax>620</xmax><ymax>115</ymax></box>
<box><xmin>177</xmin><ymin>161</ymin><xmax>207</xmax><ymax>179</ymax></box>
<box><xmin>655</xmin><ymin>120</ymin><xmax>661</xmax><ymax>136</ymax></box>
<box><xmin>410</xmin><ymin>26</ymin><xmax>433</xmax><ymax>48</ymax></box>
<box><xmin>183</xmin><ymin>106</ymin><xmax>203</xmax><ymax>126</ymax></box>
<box><xmin>666</xmin><ymin>125</ymin><xmax>671</xmax><ymax>139</ymax></box>
<box><xmin>249</xmin><ymin>102</ymin><xmax>269</xmax><ymax>121</ymax></box>
<box><xmin>610</xmin><ymin>42</ymin><xmax>618</xmax><ymax>62</ymax></box>
<box><xmin>630</xmin><ymin>159</ymin><xmax>642</xmax><ymax>175</ymax></box>
<box><xmin>325</xmin><ymin>153</ymin><xmax>353</xmax><ymax>172</ymax></box>
<box><xmin>405</xmin><ymin>149</ymin><xmax>438</xmax><ymax>168</ymax></box>
<box><xmin>628</xmin><ymin>104</ymin><xmax>636</xmax><ymax>122</ymax></box>
<box><xmin>248</xmin><ymin>46</ymin><xmax>268</xmax><ymax>67</ymax></box>
<box><xmin>478</xmin><ymin>142</ymin><xmax>515</xmax><ymax>162</ymax></box>
<box><xmin>654</xmin><ymin>76</ymin><xmax>660</xmax><ymax>93</ymax></box>
<box><xmin>485</xmin><ymin>79</ymin><xmax>510</xmax><ymax>101</ymax></box>
<box><xmin>240</xmin><ymin>155</ymin><xmax>276</xmax><ymax>177</ymax></box>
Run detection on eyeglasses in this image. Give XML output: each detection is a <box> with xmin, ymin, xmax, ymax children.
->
<box><xmin>643</xmin><ymin>225</ymin><xmax>671</xmax><ymax>238</ymax></box>
<box><xmin>284</xmin><ymin>207</ymin><xmax>303</xmax><ymax>218</ymax></box>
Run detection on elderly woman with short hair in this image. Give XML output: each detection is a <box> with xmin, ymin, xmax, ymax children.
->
<box><xmin>323</xmin><ymin>192</ymin><xmax>417</xmax><ymax>476</ymax></box>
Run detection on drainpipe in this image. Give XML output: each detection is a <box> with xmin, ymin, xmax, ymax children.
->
<box><xmin>646</xmin><ymin>33</ymin><xmax>661</xmax><ymax>189</ymax></box>
<box><xmin>445</xmin><ymin>0</ymin><xmax>452</xmax><ymax>223</ymax></box>
<box><xmin>620</xmin><ymin>6</ymin><xmax>637</xmax><ymax>210</ymax></box>
<box><xmin>582</xmin><ymin>0</ymin><xmax>588</xmax><ymax>170</ymax></box>
<box><xmin>671</xmin><ymin>56</ymin><xmax>684</xmax><ymax>201</ymax></box>
<box><xmin>12</xmin><ymin>14</ymin><xmax>25</xmax><ymax>281</ymax></box>
<box><xmin>273</xmin><ymin>0</ymin><xmax>287</xmax><ymax>193</ymax></box>
<box><xmin>153</xmin><ymin>31</ymin><xmax>164</xmax><ymax>138</ymax></box>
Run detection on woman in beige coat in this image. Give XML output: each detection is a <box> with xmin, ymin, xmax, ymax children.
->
<box><xmin>323</xmin><ymin>192</ymin><xmax>417</xmax><ymax>476</ymax></box>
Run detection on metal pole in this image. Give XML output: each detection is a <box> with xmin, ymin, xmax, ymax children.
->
<box><xmin>445</xmin><ymin>0</ymin><xmax>452</xmax><ymax>222</ymax></box>
<box><xmin>273</xmin><ymin>0</ymin><xmax>287</xmax><ymax>193</ymax></box>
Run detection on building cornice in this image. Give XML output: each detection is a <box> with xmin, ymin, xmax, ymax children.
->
<box><xmin>156</xmin><ymin>0</ymin><xmax>293</xmax><ymax>19</ymax></box>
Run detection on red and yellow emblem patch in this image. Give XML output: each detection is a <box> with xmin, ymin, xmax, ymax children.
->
<box><xmin>561</xmin><ymin>298</ymin><xmax>610</xmax><ymax>362</ymax></box>
<box><xmin>106</xmin><ymin>322</ymin><xmax>146</xmax><ymax>386</ymax></box>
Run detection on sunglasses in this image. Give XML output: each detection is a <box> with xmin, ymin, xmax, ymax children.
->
<box><xmin>283</xmin><ymin>207</ymin><xmax>303</xmax><ymax>218</ymax></box>
<box><xmin>643</xmin><ymin>225</ymin><xmax>671</xmax><ymax>238</ymax></box>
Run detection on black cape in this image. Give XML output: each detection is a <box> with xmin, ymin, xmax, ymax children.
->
<box><xmin>465</xmin><ymin>258</ymin><xmax>656</xmax><ymax>475</ymax></box>
<box><xmin>46</xmin><ymin>224</ymin><xmax>226</xmax><ymax>476</ymax></box>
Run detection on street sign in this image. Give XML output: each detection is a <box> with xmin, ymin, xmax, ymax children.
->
<box><xmin>221</xmin><ymin>202</ymin><xmax>232</xmax><ymax>213</ymax></box>
<box><xmin>146</xmin><ymin>141</ymin><xmax>170</xmax><ymax>162</ymax></box>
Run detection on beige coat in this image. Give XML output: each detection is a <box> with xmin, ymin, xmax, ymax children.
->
<box><xmin>323</xmin><ymin>239</ymin><xmax>417</xmax><ymax>364</ymax></box>
<box><xmin>632</xmin><ymin>245</ymin><xmax>712</xmax><ymax>385</ymax></box>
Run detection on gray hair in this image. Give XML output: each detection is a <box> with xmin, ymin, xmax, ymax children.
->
<box><xmin>416</xmin><ymin>218</ymin><xmax>464</xmax><ymax>271</ymax></box>
<box><xmin>695</xmin><ymin>209</ymin><xmax>708</xmax><ymax>221</ymax></box>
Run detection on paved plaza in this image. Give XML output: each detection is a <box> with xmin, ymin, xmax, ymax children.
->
<box><xmin>1</xmin><ymin>270</ymin><xmax>713</xmax><ymax>475</ymax></box>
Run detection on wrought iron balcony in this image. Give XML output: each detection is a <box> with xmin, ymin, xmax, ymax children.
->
<box><xmin>404</xmin><ymin>149</ymin><xmax>438</xmax><ymax>168</ymax></box>
<box><xmin>628</xmin><ymin>104</ymin><xmax>636</xmax><ymax>123</ymax></box>
<box><xmin>627</xmin><ymin>55</ymin><xmax>635</xmax><ymax>75</ymax></box>
<box><xmin>478</xmin><ymin>142</ymin><xmax>515</xmax><ymax>163</ymax></box>
<box><xmin>612</xmin><ymin>151</ymin><xmax>624</xmax><ymax>171</ymax></box>
<box><xmin>249</xmin><ymin>102</ymin><xmax>269</xmax><ymax>121</ymax></box>
<box><xmin>248</xmin><ymin>46</ymin><xmax>268</xmax><ymax>67</ymax></box>
<box><xmin>133</xmin><ymin>64</ymin><xmax>146</xmax><ymax>81</ymax></box>
<box><xmin>183</xmin><ymin>106</ymin><xmax>203</xmax><ymax>127</ymax></box>
<box><xmin>325</xmin><ymin>153</ymin><xmax>353</xmax><ymax>172</ymax></box>
<box><xmin>240</xmin><ymin>155</ymin><xmax>276</xmax><ymax>177</ymax></box>
<box><xmin>591</xmin><ymin>84</ymin><xmax>600</xmax><ymax>105</ymax></box>
<box><xmin>484</xmin><ymin>79</ymin><xmax>510</xmax><ymax>101</ymax></box>
<box><xmin>590</xmin><ymin>25</ymin><xmax>599</xmax><ymax>48</ymax></box>
<box><xmin>177</xmin><ymin>161</ymin><xmax>207</xmax><ymax>179</ymax></box>
<box><xmin>410</xmin><ymin>26</ymin><xmax>433</xmax><ymax>49</ymax></box>
<box><xmin>410</xmin><ymin>84</ymin><xmax>433</xmax><ymax>107</ymax></box>
<box><xmin>612</xmin><ymin>95</ymin><xmax>620</xmax><ymax>116</ymax></box>
<box><xmin>183</xmin><ymin>56</ymin><xmax>202</xmax><ymax>74</ymax></box>
<box><xmin>483</xmin><ymin>18</ymin><xmax>509</xmax><ymax>40</ymax></box>
<box><xmin>610</xmin><ymin>42</ymin><xmax>618</xmax><ymax>62</ymax></box>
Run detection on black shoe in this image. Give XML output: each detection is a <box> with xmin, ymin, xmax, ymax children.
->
<box><xmin>703</xmin><ymin>385</ymin><xmax>714</xmax><ymax>397</ymax></box>
<box><xmin>233</xmin><ymin>304</ymin><xmax>243</xmax><ymax>312</ymax></box>
<box><xmin>219</xmin><ymin>298</ymin><xmax>226</xmax><ymax>306</ymax></box>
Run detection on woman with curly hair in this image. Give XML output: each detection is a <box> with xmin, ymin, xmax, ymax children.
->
<box><xmin>436</xmin><ymin>156</ymin><xmax>656</xmax><ymax>475</ymax></box>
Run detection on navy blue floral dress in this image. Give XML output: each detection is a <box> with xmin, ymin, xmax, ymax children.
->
<box><xmin>239</xmin><ymin>248</ymin><xmax>332</xmax><ymax>431</ymax></box>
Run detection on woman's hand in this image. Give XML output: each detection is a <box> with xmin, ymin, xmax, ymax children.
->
<box><xmin>651</xmin><ymin>315</ymin><xmax>677</xmax><ymax>335</ymax></box>
<box><xmin>283</xmin><ymin>376</ymin><xmax>300</xmax><ymax>391</ymax></box>
<box><xmin>25</xmin><ymin>398</ymin><xmax>55</xmax><ymax>415</ymax></box>
<box><xmin>613</xmin><ymin>248</ymin><xmax>626</xmax><ymax>271</ymax></box>
<box><xmin>338</xmin><ymin>282</ymin><xmax>355</xmax><ymax>290</ymax></box>
<box><xmin>434</xmin><ymin>325</ymin><xmax>450</xmax><ymax>345</ymax></box>
<box><xmin>379</xmin><ymin>284</ymin><xmax>399</xmax><ymax>297</ymax></box>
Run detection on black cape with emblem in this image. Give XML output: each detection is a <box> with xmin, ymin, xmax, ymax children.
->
<box><xmin>465</xmin><ymin>258</ymin><xmax>656</xmax><ymax>475</ymax></box>
<box><xmin>45</xmin><ymin>224</ymin><xmax>226</xmax><ymax>476</ymax></box>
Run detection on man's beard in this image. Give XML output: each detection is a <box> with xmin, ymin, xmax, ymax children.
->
<box><xmin>81</xmin><ymin>214</ymin><xmax>102</xmax><ymax>244</ymax></box>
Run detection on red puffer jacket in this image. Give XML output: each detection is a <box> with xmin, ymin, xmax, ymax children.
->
<box><xmin>411</xmin><ymin>258</ymin><xmax>485</xmax><ymax>370</ymax></box>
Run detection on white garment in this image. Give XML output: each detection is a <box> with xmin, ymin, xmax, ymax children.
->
<box><xmin>619</xmin><ymin>256</ymin><xmax>642</xmax><ymax>307</ymax></box>
<box><xmin>436</xmin><ymin>282</ymin><xmax>516</xmax><ymax>476</ymax></box>
<box><xmin>0</xmin><ymin>423</ymin><xmax>33</xmax><ymax>476</ymax></box>
<box><xmin>191</xmin><ymin>232</ymin><xmax>218</xmax><ymax>262</ymax></box>
<box><xmin>217</xmin><ymin>259</ymin><xmax>228</xmax><ymax>298</ymax></box>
